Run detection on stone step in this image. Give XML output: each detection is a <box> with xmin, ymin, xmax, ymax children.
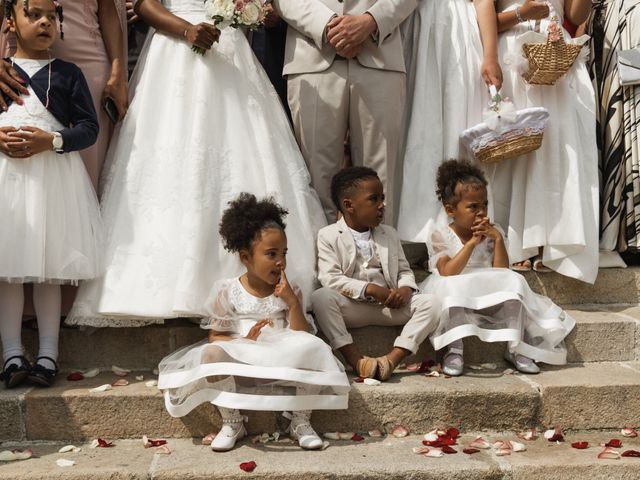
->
<box><xmin>13</xmin><ymin>305</ymin><xmax>640</xmax><ymax>371</ymax></box>
<box><xmin>3</xmin><ymin>362</ymin><xmax>640</xmax><ymax>442</ymax></box>
<box><xmin>1</xmin><ymin>432</ymin><xmax>640</xmax><ymax>479</ymax></box>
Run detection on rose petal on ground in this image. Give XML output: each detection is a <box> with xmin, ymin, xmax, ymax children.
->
<box><xmin>56</xmin><ymin>458</ymin><xmax>75</xmax><ymax>467</ymax></box>
<box><xmin>201</xmin><ymin>433</ymin><xmax>217</xmax><ymax>445</ymax></box>
<box><xmin>0</xmin><ymin>448</ymin><xmax>32</xmax><ymax>461</ymax></box>
<box><xmin>495</xmin><ymin>448</ymin><xmax>512</xmax><ymax>456</ymax></box>
<box><xmin>544</xmin><ymin>427</ymin><xmax>564</xmax><ymax>442</ymax></box>
<box><xmin>111</xmin><ymin>378</ymin><xmax>129</xmax><ymax>387</ymax></box>
<box><xmin>82</xmin><ymin>368</ymin><xmax>100</xmax><ymax>378</ymax></box>
<box><xmin>155</xmin><ymin>445</ymin><xmax>171</xmax><ymax>455</ymax></box>
<box><xmin>363</xmin><ymin>378</ymin><xmax>381</xmax><ymax>386</ymax></box>
<box><xmin>135</xmin><ymin>375</ymin><xmax>144</xmax><ymax>381</ymax></box>
<box><xmin>571</xmin><ymin>442</ymin><xmax>589</xmax><ymax>449</ymax></box>
<box><xmin>390</xmin><ymin>425</ymin><xmax>410</xmax><ymax>438</ymax></box>
<box><xmin>323</xmin><ymin>432</ymin><xmax>341</xmax><ymax>440</ymax></box>
<box><xmin>424</xmin><ymin>448</ymin><xmax>444</xmax><ymax>458</ymax></box>
<box><xmin>604</xmin><ymin>439</ymin><xmax>623</xmax><ymax>448</ymax></box>
<box><xmin>89</xmin><ymin>384</ymin><xmax>112</xmax><ymax>393</ymax></box>
<box><xmin>469</xmin><ymin>436</ymin><xmax>491</xmax><ymax>449</ymax></box>
<box><xmin>89</xmin><ymin>440</ymin><xmax>100</xmax><ymax>449</ymax></box>
<box><xmin>239</xmin><ymin>461</ymin><xmax>257</xmax><ymax>472</ymax></box>
<box><xmin>351</xmin><ymin>434</ymin><xmax>365</xmax><ymax>442</ymax></box>
<box><xmin>423</xmin><ymin>432</ymin><xmax>439</xmax><ymax>443</ymax></box>
<box><xmin>111</xmin><ymin>365</ymin><xmax>131</xmax><ymax>377</ymax></box>
<box><xmin>97</xmin><ymin>438</ymin><xmax>114</xmax><ymax>448</ymax></box>
<box><xmin>518</xmin><ymin>428</ymin><xmax>538</xmax><ymax>441</ymax></box>
<box><xmin>463</xmin><ymin>448</ymin><xmax>480</xmax><ymax>454</ymax></box>
<box><xmin>405</xmin><ymin>363</ymin><xmax>422</xmax><ymax>372</ymax></box>
<box><xmin>66</xmin><ymin>372</ymin><xmax>84</xmax><ymax>381</ymax></box>
<box><xmin>503</xmin><ymin>368</ymin><xmax>515</xmax><ymax>375</ymax></box>
<box><xmin>441</xmin><ymin>445</ymin><xmax>457</xmax><ymax>454</ymax></box>
<box><xmin>480</xmin><ymin>363</ymin><xmax>497</xmax><ymax>370</ymax></box>
<box><xmin>413</xmin><ymin>447</ymin><xmax>431</xmax><ymax>454</ymax></box>
<box><xmin>353</xmin><ymin>376</ymin><xmax>365</xmax><ymax>383</ymax></box>
<box><xmin>58</xmin><ymin>445</ymin><xmax>81</xmax><ymax>453</ymax></box>
<box><xmin>338</xmin><ymin>432</ymin><xmax>356</xmax><ymax>440</ymax></box>
<box><xmin>425</xmin><ymin>371</ymin><xmax>440</xmax><ymax>377</ymax></box>
<box><xmin>446</xmin><ymin>427</ymin><xmax>460</xmax><ymax>439</ymax></box>
<box><xmin>621</xmin><ymin>428</ymin><xmax>638</xmax><ymax>438</ymax></box>
<box><xmin>493</xmin><ymin>440</ymin><xmax>511</xmax><ymax>451</ymax></box>
<box><xmin>511</xmin><ymin>441</ymin><xmax>526</xmax><ymax>452</ymax></box>
<box><xmin>273</xmin><ymin>432</ymin><xmax>280</xmax><ymax>441</ymax></box>
<box><xmin>598</xmin><ymin>447</ymin><xmax>621</xmax><ymax>460</ymax></box>
<box><xmin>145</xmin><ymin>380</ymin><xmax>158</xmax><ymax>388</ymax></box>
<box><xmin>368</xmin><ymin>428</ymin><xmax>384</xmax><ymax>438</ymax></box>
<box><xmin>0</xmin><ymin>451</ymin><xmax>17</xmax><ymax>462</ymax></box>
<box><xmin>621</xmin><ymin>450</ymin><xmax>640</xmax><ymax>458</ymax></box>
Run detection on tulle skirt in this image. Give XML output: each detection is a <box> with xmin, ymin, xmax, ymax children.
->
<box><xmin>421</xmin><ymin>268</ymin><xmax>575</xmax><ymax>364</ymax></box>
<box><xmin>158</xmin><ymin>328</ymin><xmax>350</xmax><ymax>417</ymax></box>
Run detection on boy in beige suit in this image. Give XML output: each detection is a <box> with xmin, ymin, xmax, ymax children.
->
<box><xmin>273</xmin><ymin>0</ymin><xmax>417</xmax><ymax>224</ymax></box>
<box><xmin>311</xmin><ymin>167</ymin><xmax>437</xmax><ymax>381</ymax></box>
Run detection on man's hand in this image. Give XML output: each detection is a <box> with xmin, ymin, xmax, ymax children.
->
<box><xmin>126</xmin><ymin>0</ymin><xmax>139</xmax><ymax>24</ymax></box>
<box><xmin>365</xmin><ymin>283</ymin><xmax>391</xmax><ymax>305</ymax></box>
<box><xmin>4</xmin><ymin>126</ymin><xmax>54</xmax><ymax>158</ymax></box>
<box><xmin>326</xmin><ymin>14</ymin><xmax>377</xmax><ymax>53</ymax></box>
<box><xmin>0</xmin><ymin>60</ymin><xmax>29</xmax><ymax>111</ymax></box>
<box><xmin>384</xmin><ymin>287</ymin><xmax>412</xmax><ymax>309</ymax></box>
<box><xmin>185</xmin><ymin>22</ymin><xmax>220</xmax><ymax>50</ymax></box>
<box><xmin>262</xmin><ymin>2</ymin><xmax>281</xmax><ymax>29</ymax></box>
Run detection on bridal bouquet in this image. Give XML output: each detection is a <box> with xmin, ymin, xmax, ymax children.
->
<box><xmin>193</xmin><ymin>0</ymin><xmax>267</xmax><ymax>54</ymax></box>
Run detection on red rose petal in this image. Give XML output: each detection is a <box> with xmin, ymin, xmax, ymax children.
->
<box><xmin>97</xmin><ymin>438</ymin><xmax>114</xmax><ymax>448</ymax></box>
<box><xmin>149</xmin><ymin>439</ymin><xmax>167</xmax><ymax>447</ymax></box>
<box><xmin>605</xmin><ymin>439</ymin><xmax>623</xmax><ymax>448</ymax></box>
<box><xmin>571</xmin><ymin>442</ymin><xmax>589</xmax><ymax>449</ymax></box>
<box><xmin>353</xmin><ymin>377</ymin><xmax>365</xmax><ymax>383</ymax></box>
<box><xmin>621</xmin><ymin>450</ymin><xmax>640</xmax><ymax>458</ymax></box>
<box><xmin>463</xmin><ymin>448</ymin><xmax>480</xmax><ymax>454</ymax></box>
<box><xmin>351</xmin><ymin>434</ymin><xmax>365</xmax><ymax>442</ymax></box>
<box><xmin>66</xmin><ymin>372</ymin><xmax>84</xmax><ymax>381</ymax></box>
<box><xmin>441</xmin><ymin>445</ymin><xmax>457</xmax><ymax>454</ymax></box>
<box><xmin>239</xmin><ymin>461</ymin><xmax>257</xmax><ymax>472</ymax></box>
<box><xmin>446</xmin><ymin>427</ymin><xmax>460</xmax><ymax>439</ymax></box>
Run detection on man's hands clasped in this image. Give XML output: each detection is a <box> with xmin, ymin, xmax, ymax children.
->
<box><xmin>326</xmin><ymin>13</ymin><xmax>377</xmax><ymax>59</ymax></box>
<box><xmin>366</xmin><ymin>284</ymin><xmax>413</xmax><ymax>309</ymax></box>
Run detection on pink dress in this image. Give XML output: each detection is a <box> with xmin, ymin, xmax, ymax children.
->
<box><xmin>0</xmin><ymin>0</ymin><xmax>126</xmax><ymax>189</ymax></box>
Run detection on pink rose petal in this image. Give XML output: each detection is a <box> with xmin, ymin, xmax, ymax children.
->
<box><xmin>598</xmin><ymin>447</ymin><xmax>621</xmax><ymax>460</ymax></box>
<box><xmin>155</xmin><ymin>445</ymin><xmax>171</xmax><ymax>455</ymax></box>
<box><xmin>469</xmin><ymin>436</ymin><xmax>491</xmax><ymax>449</ymax></box>
<box><xmin>111</xmin><ymin>378</ymin><xmax>129</xmax><ymax>387</ymax></box>
<box><xmin>202</xmin><ymin>433</ymin><xmax>217</xmax><ymax>445</ymax></box>
<box><xmin>412</xmin><ymin>447</ymin><xmax>431</xmax><ymax>454</ymax></box>
<box><xmin>390</xmin><ymin>425</ymin><xmax>410</xmax><ymax>438</ymax></box>
<box><xmin>368</xmin><ymin>428</ymin><xmax>384</xmax><ymax>438</ymax></box>
<box><xmin>424</xmin><ymin>448</ymin><xmax>444</xmax><ymax>458</ymax></box>
<box><xmin>621</xmin><ymin>427</ymin><xmax>638</xmax><ymax>438</ymax></box>
<box><xmin>543</xmin><ymin>427</ymin><xmax>564</xmax><ymax>442</ymax></box>
<box><xmin>517</xmin><ymin>428</ymin><xmax>538</xmax><ymax>441</ymax></box>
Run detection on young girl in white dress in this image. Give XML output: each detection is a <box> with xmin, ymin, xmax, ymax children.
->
<box><xmin>398</xmin><ymin>0</ymin><xmax>501</xmax><ymax>240</ymax></box>
<box><xmin>158</xmin><ymin>194</ymin><xmax>350</xmax><ymax>452</ymax></box>
<box><xmin>67</xmin><ymin>0</ymin><xmax>326</xmax><ymax>327</ymax></box>
<box><xmin>422</xmin><ymin>160</ymin><xmax>575</xmax><ymax>376</ymax></box>
<box><xmin>489</xmin><ymin>0</ymin><xmax>599</xmax><ymax>281</ymax></box>
<box><xmin>0</xmin><ymin>0</ymin><xmax>102</xmax><ymax>388</ymax></box>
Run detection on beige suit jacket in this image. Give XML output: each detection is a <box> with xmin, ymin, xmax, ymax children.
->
<box><xmin>274</xmin><ymin>0</ymin><xmax>417</xmax><ymax>76</ymax></box>
<box><xmin>316</xmin><ymin>218</ymin><xmax>419</xmax><ymax>300</ymax></box>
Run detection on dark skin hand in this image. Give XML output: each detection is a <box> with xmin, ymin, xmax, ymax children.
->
<box><xmin>0</xmin><ymin>60</ymin><xmax>29</xmax><ymax>111</ymax></box>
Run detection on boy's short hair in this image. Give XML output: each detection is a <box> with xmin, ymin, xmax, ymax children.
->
<box><xmin>331</xmin><ymin>166</ymin><xmax>380</xmax><ymax>213</ymax></box>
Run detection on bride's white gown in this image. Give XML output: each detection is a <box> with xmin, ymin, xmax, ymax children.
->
<box><xmin>67</xmin><ymin>0</ymin><xmax>326</xmax><ymax>326</ymax></box>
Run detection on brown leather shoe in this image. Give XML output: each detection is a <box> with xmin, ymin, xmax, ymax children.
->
<box><xmin>375</xmin><ymin>356</ymin><xmax>395</xmax><ymax>381</ymax></box>
<box><xmin>356</xmin><ymin>356</ymin><xmax>378</xmax><ymax>378</ymax></box>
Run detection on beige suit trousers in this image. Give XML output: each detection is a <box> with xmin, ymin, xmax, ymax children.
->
<box><xmin>287</xmin><ymin>59</ymin><xmax>406</xmax><ymax>224</ymax></box>
<box><xmin>311</xmin><ymin>287</ymin><xmax>437</xmax><ymax>354</ymax></box>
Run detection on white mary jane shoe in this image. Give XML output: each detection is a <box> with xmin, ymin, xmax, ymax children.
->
<box><xmin>442</xmin><ymin>347</ymin><xmax>464</xmax><ymax>377</ymax></box>
<box><xmin>504</xmin><ymin>350</ymin><xmax>540</xmax><ymax>374</ymax></box>
<box><xmin>288</xmin><ymin>416</ymin><xmax>323</xmax><ymax>450</ymax></box>
<box><xmin>211</xmin><ymin>421</ymin><xmax>247</xmax><ymax>452</ymax></box>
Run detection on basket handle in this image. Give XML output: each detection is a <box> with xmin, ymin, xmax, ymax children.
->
<box><xmin>534</xmin><ymin>2</ymin><xmax>558</xmax><ymax>34</ymax></box>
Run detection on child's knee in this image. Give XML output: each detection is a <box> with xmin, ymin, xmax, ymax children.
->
<box><xmin>311</xmin><ymin>287</ymin><xmax>342</xmax><ymax>311</ymax></box>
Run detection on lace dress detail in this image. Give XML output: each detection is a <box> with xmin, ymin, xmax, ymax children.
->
<box><xmin>158</xmin><ymin>277</ymin><xmax>349</xmax><ymax>417</ymax></box>
<box><xmin>421</xmin><ymin>223</ymin><xmax>575</xmax><ymax>365</ymax></box>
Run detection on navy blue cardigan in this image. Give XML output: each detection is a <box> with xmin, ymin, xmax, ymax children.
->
<box><xmin>2</xmin><ymin>58</ymin><xmax>99</xmax><ymax>153</ymax></box>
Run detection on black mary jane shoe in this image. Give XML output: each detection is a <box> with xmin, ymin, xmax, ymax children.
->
<box><xmin>0</xmin><ymin>355</ymin><xmax>31</xmax><ymax>389</ymax></box>
<box><xmin>28</xmin><ymin>356</ymin><xmax>58</xmax><ymax>387</ymax></box>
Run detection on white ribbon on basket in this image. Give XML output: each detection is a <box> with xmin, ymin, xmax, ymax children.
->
<box><xmin>482</xmin><ymin>85</ymin><xmax>518</xmax><ymax>130</ymax></box>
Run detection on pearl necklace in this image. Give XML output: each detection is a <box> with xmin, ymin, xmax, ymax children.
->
<box><xmin>11</xmin><ymin>53</ymin><xmax>53</xmax><ymax>112</ymax></box>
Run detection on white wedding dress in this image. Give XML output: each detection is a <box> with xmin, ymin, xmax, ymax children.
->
<box><xmin>489</xmin><ymin>0</ymin><xmax>599</xmax><ymax>283</ymax></box>
<box><xmin>397</xmin><ymin>0</ymin><xmax>488</xmax><ymax>241</ymax></box>
<box><xmin>67</xmin><ymin>0</ymin><xmax>326</xmax><ymax>326</ymax></box>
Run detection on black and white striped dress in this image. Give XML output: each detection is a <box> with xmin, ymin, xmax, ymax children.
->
<box><xmin>588</xmin><ymin>0</ymin><xmax>640</xmax><ymax>252</ymax></box>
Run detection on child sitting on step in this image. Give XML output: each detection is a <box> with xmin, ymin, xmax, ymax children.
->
<box><xmin>158</xmin><ymin>193</ymin><xmax>349</xmax><ymax>452</ymax></box>
<box><xmin>422</xmin><ymin>159</ymin><xmax>575</xmax><ymax>376</ymax></box>
<box><xmin>312</xmin><ymin>167</ymin><xmax>438</xmax><ymax>381</ymax></box>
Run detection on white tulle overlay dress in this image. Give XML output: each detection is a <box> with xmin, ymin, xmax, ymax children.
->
<box><xmin>421</xmin><ymin>223</ymin><xmax>575</xmax><ymax>365</ymax></box>
<box><xmin>397</xmin><ymin>0</ymin><xmax>488</xmax><ymax>241</ymax></box>
<box><xmin>67</xmin><ymin>0</ymin><xmax>326</xmax><ymax>326</ymax></box>
<box><xmin>0</xmin><ymin>59</ymin><xmax>103</xmax><ymax>285</ymax></box>
<box><xmin>489</xmin><ymin>0</ymin><xmax>599</xmax><ymax>283</ymax></box>
<box><xmin>158</xmin><ymin>278</ymin><xmax>350</xmax><ymax>416</ymax></box>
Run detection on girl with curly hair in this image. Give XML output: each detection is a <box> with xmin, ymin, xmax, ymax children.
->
<box><xmin>158</xmin><ymin>193</ymin><xmax>349</xmax><ymax>452</ymax></box>
<box><xmin>421</xmin><ymin>160</ymin><xmax>575</xmax><ymax>376</ymax></box>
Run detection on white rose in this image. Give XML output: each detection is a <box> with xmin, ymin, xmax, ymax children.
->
<box><xmin>239</xmin><ymin>1</ymin><xmax>261</xmax><ymax>25</ymax></box>
<box><xmin>206</xmin><ymin>0</ymin><xmax>235</xmax><ymax>22</ymax></box>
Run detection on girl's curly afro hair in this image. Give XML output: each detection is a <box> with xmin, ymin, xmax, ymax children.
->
<box><xmin>436</xmin><ymin>159</ymin><xmax>487</xmax><ymax>206</ymax></box>
<box><xmin>219</xmin><ymin>193</ymin><xmax>288</xmax><ymax>253</ymax></box>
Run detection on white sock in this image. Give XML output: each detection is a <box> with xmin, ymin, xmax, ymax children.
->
<box><xmin>32</xmin><ymin>284</ymin><xmax>61</xmax><ymax>370</ymax></box>
<box><xmin>0</xmin><ymin>283</ymin><xmax>24</xmax><ymax>368</ymax></box>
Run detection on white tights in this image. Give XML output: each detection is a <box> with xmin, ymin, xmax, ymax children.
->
<box><xmin>0</xmin><ymin>283</ymin><xmax>61</xmax><ymax>369</ymax></box>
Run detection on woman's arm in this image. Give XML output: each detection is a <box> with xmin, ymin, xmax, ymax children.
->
<box><xmin>474</xmin><ymin>0</ymin><xmax>503</xmax><ymax>89</ymax></box>
<box><xmin>135</xmin><ymin>0</ymin><xmax>219</xmax><ymax>50</ymax></box>
<box><xmin>496</xmin><ymin>0</ymin><xmax>549</xmax><ymax>33</ymax></box>
<box><xmin>563</xmin><ymin>0</ymin><xmax>591</xmax><ymax>26</ymax></box>
<box><xmin>98</xmin><ymin>0</ymin><xmax>128</xmax><ymax>120</ymax></box>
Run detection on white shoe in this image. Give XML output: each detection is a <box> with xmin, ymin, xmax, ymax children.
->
<box><xmin>288</xmin><ymin>416</ymin><xmax>323</xmax><ymax>450</ymax></box>
<box><xmin>442</xmin><ymin>347</ymin><xmax>464</xmax><ymax>377</ymax></box>
<box><xmin>504</xmin><ymin>350</ymin><xmax>540</xmax><ymax>374</ymax></box>
<box><xmin>211</xmin><ymin>420</ymin><xmax>247</xmax><ymax>451</ymax></box>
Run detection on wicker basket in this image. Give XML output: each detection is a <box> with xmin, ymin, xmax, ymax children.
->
<box><xmin>474</xmin><ymin>130</ymin><xmax>544</xmax><ymax>164</ymax></box>
<box><xmin>521</xmin><ymin>4</ymin><xmax>584</xmax><ymax>85</ymax></box>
